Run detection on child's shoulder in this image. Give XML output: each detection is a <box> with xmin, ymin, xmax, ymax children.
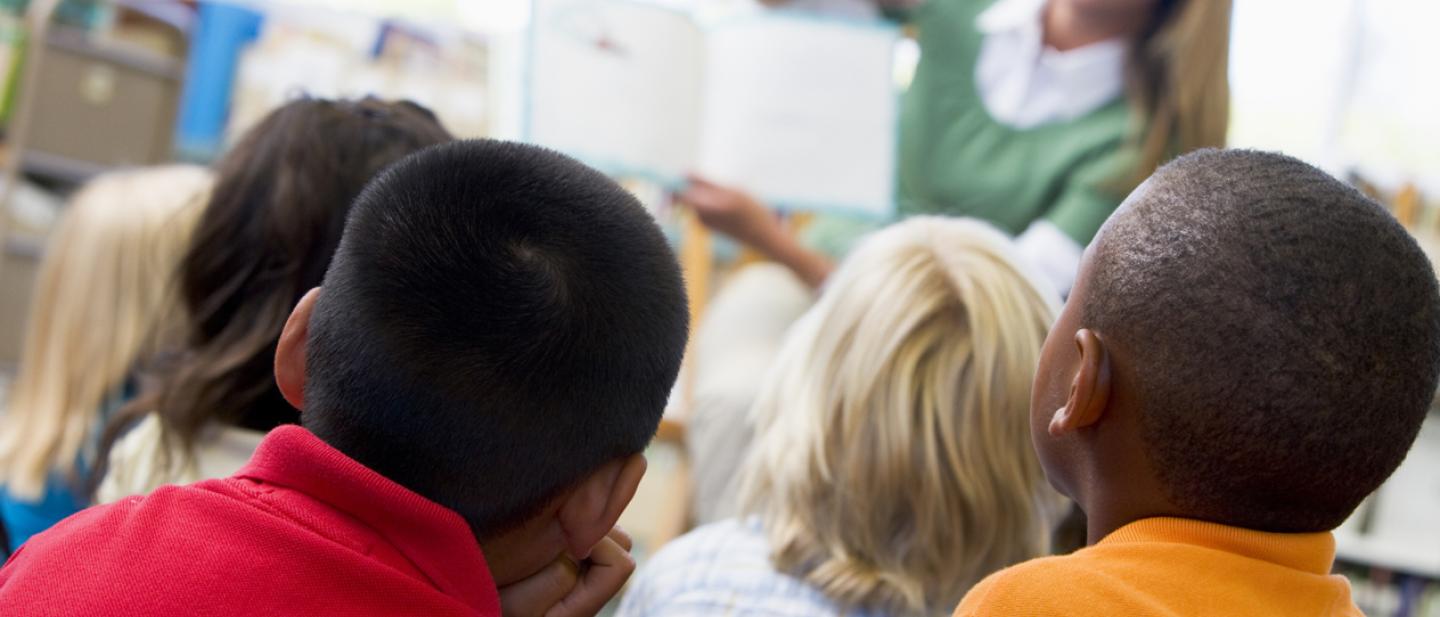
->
<box><xmin>957</xmin><ymin>517</ymin><xmax>1243</xmax><ymax>611</ymax></box>
<box><xmin>953</xmin><ymin>547</ymin><xmax>1139</xmax><ymax>616</ymax></box>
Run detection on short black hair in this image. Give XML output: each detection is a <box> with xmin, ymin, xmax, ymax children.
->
<box><xmin>303</xmin><ymin>139</ymin><xmax>689</xmax><ymax>538</ymax></box>
<box><xmin>1084</xmin><ymin>148</ymin><xmax>1440</xmax><ymax>532</ymax></box>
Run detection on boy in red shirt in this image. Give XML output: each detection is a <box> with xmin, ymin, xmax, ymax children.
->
<box><xmin>956</xmin><ymin>149</ymin><xmax>1440</xmax><ymax>615</ymax></box>
<box><xmin>0</xmin><ymin>140</ymin><xmax>691</xmax><ymax>616</ymax></box>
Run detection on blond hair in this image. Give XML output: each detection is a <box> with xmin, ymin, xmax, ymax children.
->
<box><xmin>1126</xmin><ymin>0</ymin><xmax>1232</xmax><ymax>185</ymax></box>
<box><xmin>739</xmin><ymin>217</ymin><xmax>1060</xmax><ymax>616</ymax></box>
<box><xmin>0</xmin><ymin>166</ymin><xmax>210</xmax><ymax>499</ymax></box>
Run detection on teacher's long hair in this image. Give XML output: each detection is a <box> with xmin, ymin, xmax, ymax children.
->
<box><xmin>1126</xmin><ymin>0</ymin><xmax>1231</xmax><ymax>185</ymax></box>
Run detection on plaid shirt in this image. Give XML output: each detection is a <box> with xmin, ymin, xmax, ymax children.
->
<box><xmin>617</xmin><ymin>519</ymin><xmax>896</xmax><ymax>617</ymax></box>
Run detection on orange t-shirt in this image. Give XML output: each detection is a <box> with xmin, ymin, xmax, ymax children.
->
<box><xmin>954</xmin><ymin>517</ymin><xmax>1361</xmax><ymax>616</ymax></box>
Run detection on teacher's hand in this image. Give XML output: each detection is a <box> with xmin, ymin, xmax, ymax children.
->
<box><xmin>678</xmin><ymin>175</ymin><xmax>834</xmax><ymax>289</ymax></box>
<box><xmin>679</xmin><ymin>175</ymin><xmax>784</xmax><ymax>251</ymax></box>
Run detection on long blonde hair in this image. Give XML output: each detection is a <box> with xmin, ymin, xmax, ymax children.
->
<box><xmin>1126</xmin><ymin>0</ymin><xmax>1232</xmax><ymax>185</ymax></box>
<box><xmin>739</xmin><ymin>217</ymin><xmax>1060</xmax><ymax>616</ymax></box>
<box><xmin>0</xmin><ymin>166</ymin><xmax>210</xmax><ymax>499</ymax></box>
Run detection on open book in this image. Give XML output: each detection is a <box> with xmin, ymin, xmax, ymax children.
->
<box><xmin>528</xmin><ymin>0</ymin><xmax>899</xmax><ymax>218</ymax></box>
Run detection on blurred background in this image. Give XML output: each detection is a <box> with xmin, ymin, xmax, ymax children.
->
<box><xmin>0</xmin><ymin>0</ymin><xmax>1436</xmax><ymax>359</ymax></box>
<box><xmin>0</xmin><ymin>1</ymin><xmax>1436</xmax><ymax>613</ymax></box>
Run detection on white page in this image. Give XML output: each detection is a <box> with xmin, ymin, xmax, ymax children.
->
<box><xmin>698</xmin><ymin>15</ymin><xmax>898</xmax><ymax>217</ymax></box>
<box><xmin>529</xmin><ymin>0</ymin><xmax>705</xmax><ymax>183</ymax></box>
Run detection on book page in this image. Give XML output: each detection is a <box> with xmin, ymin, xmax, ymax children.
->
<box><xmin>698</xmin><ymin>15</ymin><xmax>898</xmax><ymax>217</ymax></box>
<box><xmin>529</xmin><ymin>0</ymin><xmax>704</xmax><ymax>183</ymax></box>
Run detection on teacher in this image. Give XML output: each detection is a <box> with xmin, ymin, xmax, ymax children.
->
<box><xmin>684</xmin><ymin>0</ymin><xmax>1233</xmax><ymax>526</ymax></box>
<box><xmin>685</xmin><ymin>0</ymin><xmax>1232</xmax><ymax>294</ymax></box>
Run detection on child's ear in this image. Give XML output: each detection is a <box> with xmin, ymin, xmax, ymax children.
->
<box><xmin>555</xmin><ymin>454</ymin><xmax>647</xmax><ymax>561</ymax></box>
<box><xmin>275</xmin><ymin>287</ymin><xmax>321</xmax><ymax>412</ymax></box>
<box><xmin>1049</xmin><ymin>328</ymin><xmax>1113</xmax><ymax>437</ymax></box>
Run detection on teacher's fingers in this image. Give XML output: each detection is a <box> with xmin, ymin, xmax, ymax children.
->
<box><xmin>684</xmin><ymin>173</ymin><xmax>718</xmax><ymax>189</ymax></box>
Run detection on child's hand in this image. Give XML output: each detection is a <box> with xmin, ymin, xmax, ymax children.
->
<box><xmin>679</xmin><ymin>175</ymin><xmax>783</xmax><ymax>251</ymax></box>
<box><xmin>498</xmin><ymin>527</ymin><xmax>636</xmax><ymax>617</ymax></box>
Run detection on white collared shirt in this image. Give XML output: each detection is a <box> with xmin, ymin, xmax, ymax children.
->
<box><xmin>975</xmin><ymin>0</ymin><xmax>1128</xmax><ymax>129</ymax></box>
<box><xmin>976</xmin><ymin>0</ymin><xmax>1127</xmax><ymax>295</ymax></box>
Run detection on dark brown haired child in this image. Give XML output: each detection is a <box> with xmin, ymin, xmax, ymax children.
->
<box><xmin>957</xmin><ymin>149</ymin><xmax>1440</xmax><ymax>616</ymax></box>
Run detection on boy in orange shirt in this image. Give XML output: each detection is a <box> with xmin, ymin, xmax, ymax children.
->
<box><xmin>956</xmin><ymin>149</ymin><xmax>1440</xmax><ymax>616</ymax></box>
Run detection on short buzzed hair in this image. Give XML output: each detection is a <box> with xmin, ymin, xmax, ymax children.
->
<box><xmin>1084</xmin><ymin>149</ymin><xmax>1440</xmax><ymax>532</ymax></box>
<box><xmin>303</xmin><ymin>140</ymin><xmax>689</xmax><ymax>538</ymax></box>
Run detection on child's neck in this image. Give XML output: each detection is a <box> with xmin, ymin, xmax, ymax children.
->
<box><xmin>1082</xmin><ymin>478</ymin><xmax>1184</xmax><ymax>545</ymax></box>
<box><xmin>1087</xmin><ymin>509</ymin><xmax>1144</xmax><ymax>545</ymax></box>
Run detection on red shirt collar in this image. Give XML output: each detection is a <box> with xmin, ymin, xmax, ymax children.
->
<box><xmin>236</xmin><ymin>425</ymin><xmax>501</xmax><ymax>613</ymax></box>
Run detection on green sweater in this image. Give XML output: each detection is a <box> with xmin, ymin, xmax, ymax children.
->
<box><xmin>896</xmin><ymin>0</ymin><xmax>1135</xmax><ymax>245</ymax></box>
<box><xmin>796</xmin><ymin>0</ymin><xmax>1134</xmax><ymax>258</ymax></box>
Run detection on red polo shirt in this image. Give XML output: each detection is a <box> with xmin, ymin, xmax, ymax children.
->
<box><xmin>0</xmin><ymin>425</ymin><xmax>502</xmax><ymax>616</ymax></box>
